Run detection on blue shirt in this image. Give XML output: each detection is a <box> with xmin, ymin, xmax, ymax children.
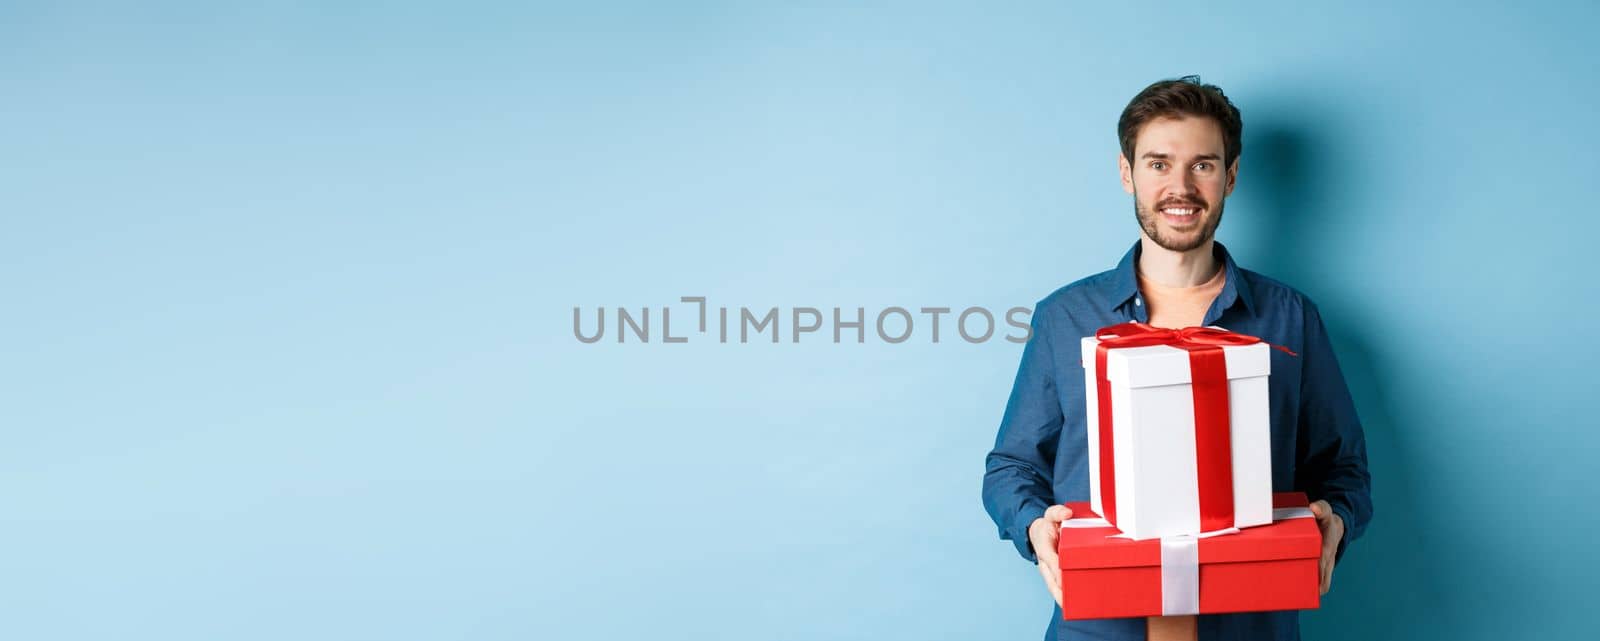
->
<box><xmin>982</xmin><ymin>240</ymin><xmax>1373</xmax><ymax>641</ymax></box>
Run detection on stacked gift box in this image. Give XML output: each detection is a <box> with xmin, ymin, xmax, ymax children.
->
<box><xmin>1058</xmin><ymin>322</ymin><xmax>1321</xmax><ymax>620</ymax></box>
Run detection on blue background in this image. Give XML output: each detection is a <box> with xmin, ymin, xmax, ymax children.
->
<box><xmin>4</xmin><ymin>2</ymin><xmax>1596</xmax><ymax>639</ymax></box>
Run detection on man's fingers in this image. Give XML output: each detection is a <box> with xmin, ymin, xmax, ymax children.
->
<box><xmin>1034</xmin><ymin>505</ymin><xmax>1072</xmax><ymax>608</ymax></box>
<box><xmin>1034</xmin><ymin>526</ymin><xmax>1063</xmax><ymax>607</ymax></box>
<box><xmin>1310</xmin><ymin>500</ymin><xmax>1339</xmax><ymax>595</ymax></box>
<box><xmin>1319</xmin><ymin>529</ymin><xmax>1336</xmax><ymax>593</ymax></box>
<box><xmin>1036</xmin><ymin>543</ymin><xmax>1060</xmax><ymax>573</ymax></box>
<box><xmin>1320</xmin><ymin>525</ymin><xmax>1339</xmax><ymax>564</ymax></box>
<box><xmin>1038</xmin><ymin>559</ymin><xmax>1063</xmax><ymax>607</ymax></box>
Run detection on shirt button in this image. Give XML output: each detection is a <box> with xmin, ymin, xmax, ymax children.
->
<box><xmin>1135</xmin><ymin>297</ymin><xmax>1143</xmax><ymax>306</ymax></box>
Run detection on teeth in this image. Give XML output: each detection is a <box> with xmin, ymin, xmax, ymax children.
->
<box><xmin>1162</xmin><ymin>208</ymin><xmax>1196</xmax><ymax>215</ymax></box>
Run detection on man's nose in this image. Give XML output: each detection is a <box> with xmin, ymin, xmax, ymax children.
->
<box><xmin>1164</xmin><ymin>185</ymin><xmax>1199</xmax><ymax>204</ymax></box>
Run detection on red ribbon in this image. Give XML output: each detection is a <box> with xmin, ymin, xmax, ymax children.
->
<box><xmin>1092</xmin><ymin>322</ymin><xmax>1296</xmax><ymax>532</ymax></box>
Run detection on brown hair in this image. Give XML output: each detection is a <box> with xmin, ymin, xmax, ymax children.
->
<box><xmin>1117</xmin><ymin>75</ymin><xmax>1243</xmax><ymax>169</ymax></box>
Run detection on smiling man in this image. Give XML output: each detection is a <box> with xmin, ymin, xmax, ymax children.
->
<box><xmin>981</xmin><ymin>76</ymin><xmax>1373</xmax><ymax>640</ymax></box>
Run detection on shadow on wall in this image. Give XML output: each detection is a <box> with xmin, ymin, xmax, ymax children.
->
<box><xmin>1240</xmin><ymin>117</ymin><xmax>1439</xmax><ymax>641</ymax></box>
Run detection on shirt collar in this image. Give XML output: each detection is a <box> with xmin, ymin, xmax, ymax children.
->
<box><xmin>1105</xmin><ymin>240</ymin><xmax>1257</xmax><ymax>317</ymax></box>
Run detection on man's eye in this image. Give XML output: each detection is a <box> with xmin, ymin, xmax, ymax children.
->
<box><xmin>1150</xmin><ymin>161</ymin><xmax>1166</xmax><ymax>170</ymax></box>
<box><xmin>1194</xmin><ymin>162</ymin><xmax>1212</xmax><ymax>171</ymax></box>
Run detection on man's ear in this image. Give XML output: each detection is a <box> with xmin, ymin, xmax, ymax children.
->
<box><xmin>1224</xmin><ymin>156</ymin><xmax>1239</xmax><ymax>196</ymax></box>
<box><xmin>1118</xmin><ymin>153</ymin><xmax>1134</xmax><ymax>195</ymax></box>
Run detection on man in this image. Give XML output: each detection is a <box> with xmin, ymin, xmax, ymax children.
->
<box><xmin>981</xmin><ymin>76</ymin><xmax>1372</xmax><ymax>641</ymax></box>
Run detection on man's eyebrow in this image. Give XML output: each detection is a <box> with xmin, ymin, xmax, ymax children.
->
<box><xmin>1139</xmin><ymin>151</ymin><xmax>1223</xmax><ymax>161</ymax></box>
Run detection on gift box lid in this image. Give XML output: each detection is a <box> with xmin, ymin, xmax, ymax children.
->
<box><xmin>1057</xmin><ymin>492</ymin><xmax>1320</xmax><ymax>569</ymax></box>
<box><xmin>1080</xmin><ymin>327</ymin><xmax>1270</xmax><ymax>389</ymax></box>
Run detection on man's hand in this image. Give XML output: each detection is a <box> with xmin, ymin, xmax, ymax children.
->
<box><xmin>1308</xmin><ymin>500</ymin><xmax>1345</xmax><ymax>595</ymax></box>
<box><xmin>1027</xmin><ymin>505</ymin><xmax>1073</xmax><ymax>608</ymax></box>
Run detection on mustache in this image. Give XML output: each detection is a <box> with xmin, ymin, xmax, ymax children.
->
<box><xmin>1154</xmin><ymin>197</ymin><xmax>1207</xmax><ymax>209</ymax></box>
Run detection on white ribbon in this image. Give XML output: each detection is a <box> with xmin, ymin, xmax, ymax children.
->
<box><xmin>1160</xmin><ymin>536</ymin><xmax>1200</xmax><ymax>615</ymax></box>
<box><xmin>1151</xmin><ymin>528</ymin><xmax>1234</xmax><ymax>615</ymax></box>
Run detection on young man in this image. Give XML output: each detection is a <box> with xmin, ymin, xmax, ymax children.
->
<box><xmin>981</xmin><ymin>76</ymin><xmax>1373</xmax><ymax>641</ymax></box>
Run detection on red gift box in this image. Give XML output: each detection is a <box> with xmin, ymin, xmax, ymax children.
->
<box><xmin>1057</xmin><ymin>492</ymin><xmax>1322</xmax><ymax>620</ymax></box>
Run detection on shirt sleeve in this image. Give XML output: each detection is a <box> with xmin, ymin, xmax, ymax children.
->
<box><xmin>1293</xmin><ymin>299</ymin><xmax>1374</xmax><ymax>562</ymax></box>
<box><xmin>982</xmin><ymin>306</ymin><xmax>1063</xmax><ymax>564</ymax></box>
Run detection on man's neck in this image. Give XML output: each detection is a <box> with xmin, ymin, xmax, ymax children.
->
<box><xmin>1136</xmin><ymin>235</ymin><xmax>1219</xmax><ymax>288</ymax></box>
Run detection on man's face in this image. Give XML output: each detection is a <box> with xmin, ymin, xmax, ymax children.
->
<box><xmin>1119</xmin><ymin>115</ymin><xmax>1238</xmax><ymax>253</ymax></box>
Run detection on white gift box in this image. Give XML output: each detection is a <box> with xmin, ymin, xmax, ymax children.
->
<box><xmin>1080</xmin><ymin>327</ymin><xmax>1273</xmax><ymax>540</ymax></box>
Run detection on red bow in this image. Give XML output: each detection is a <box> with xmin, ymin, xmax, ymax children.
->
<box><xmin>1096</xmin><ymin>323</ymin><xmax>1297</xmax><ymax>354</ymax></box>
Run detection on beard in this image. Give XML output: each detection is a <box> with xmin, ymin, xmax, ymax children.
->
<box><xmin>1133</xmin><ymin>189</ymin><xmax>1226</xmax><ymax>253</ymax></box>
